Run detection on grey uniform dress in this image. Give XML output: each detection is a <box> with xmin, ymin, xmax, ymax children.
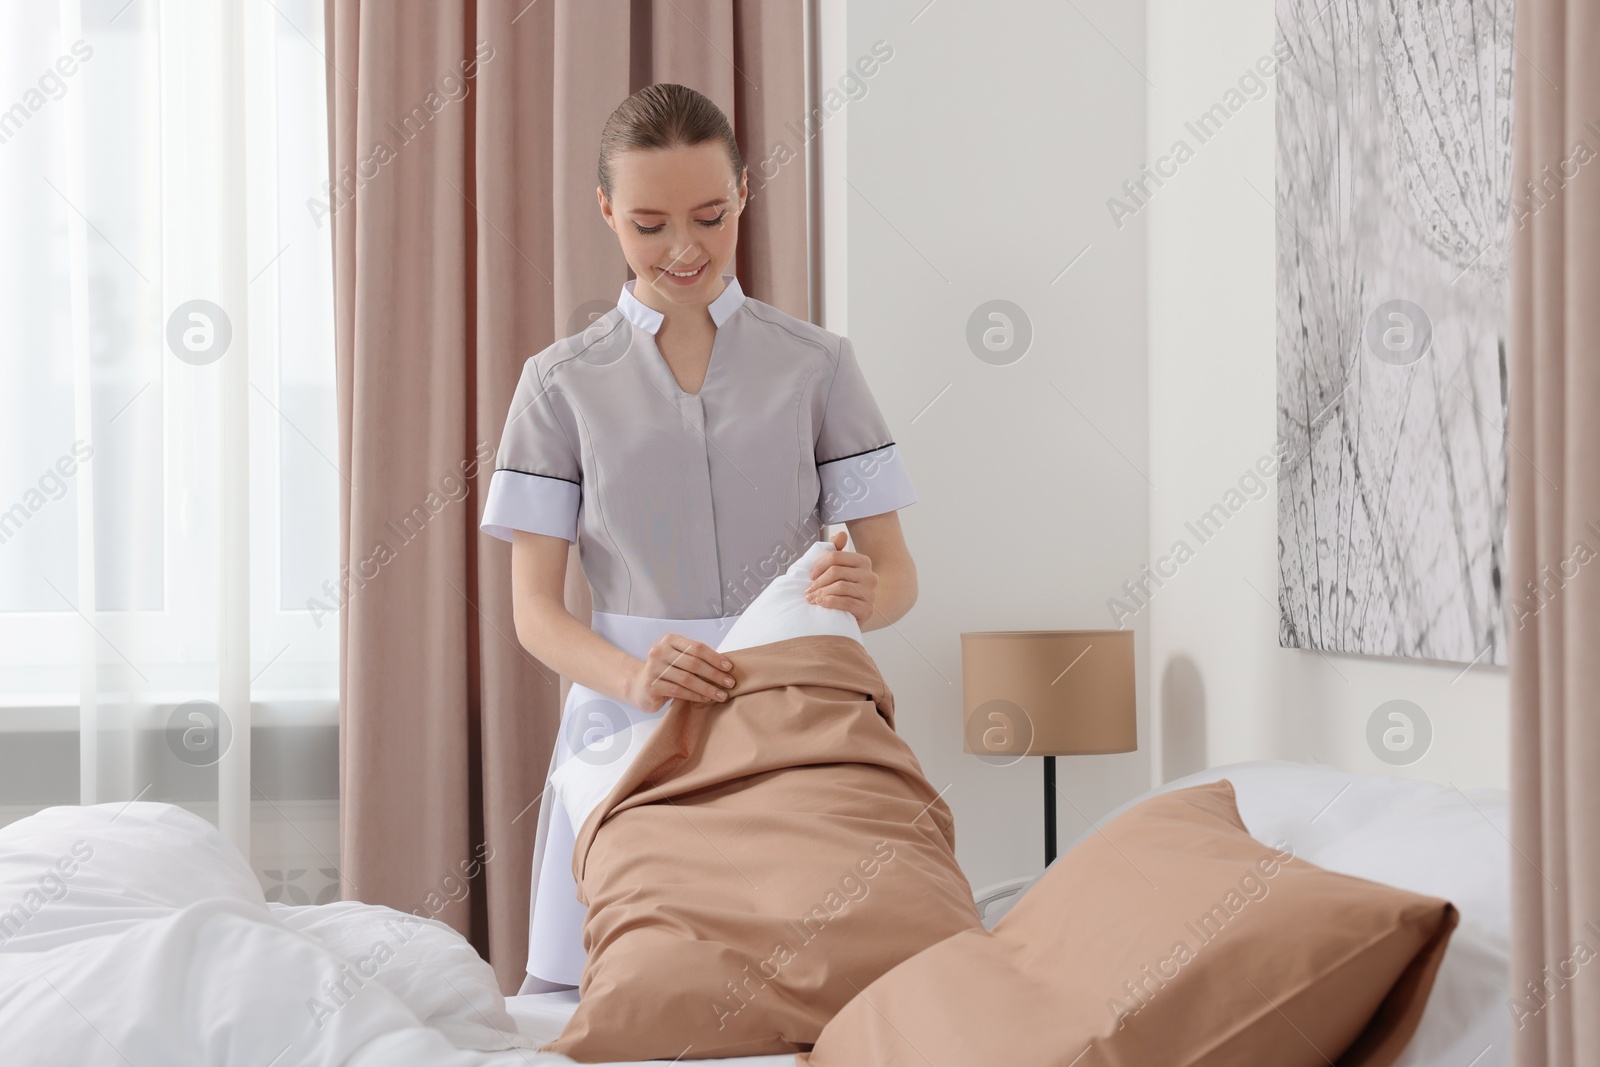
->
<box><xmin>479</xmin><ymin>273</ymin><xmax>917</xmax><ymax>990</ymax></box>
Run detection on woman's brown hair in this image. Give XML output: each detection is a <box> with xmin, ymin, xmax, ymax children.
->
<box><xmin>598</xmin><ymin>83</ymin><xmax>744</xmax><ymax>202</ymax></box>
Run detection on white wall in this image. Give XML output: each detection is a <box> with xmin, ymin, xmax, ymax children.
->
<box><xmin>1145</xmin><ymin>0</ymin><xmax>1509</xmax><ymax>788</ymax></box>
<box><xmin>825</xmin><ymin>0</ymin><xmax>1507</xmax><ymax>897</ymax></box>
<box><xmin>832</xmin><ymin>1</ymin><xmax>1151</xmax><ymax>889</ymax></box>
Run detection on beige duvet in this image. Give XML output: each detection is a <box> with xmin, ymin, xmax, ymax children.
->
<box><xmin>538</xmin><ymin>633</ymin><xmax>983</xmax><ymax>1062</ymax></box>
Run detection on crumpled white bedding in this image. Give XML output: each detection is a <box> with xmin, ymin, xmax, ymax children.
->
<box><xmin>0</xmin><ymin>801</ymin><xmax>572</xmax><ymax>1067</ymax></box>
<box><xmin>0</xmin><ymin>756</ymin><xmax>1510</xmax><ymax>1067</ymax></box>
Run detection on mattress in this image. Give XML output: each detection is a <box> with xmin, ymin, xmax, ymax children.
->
<box><xmin>504</xmin><ymin>990</ymin><xmax>796</xmax><ymax>1065</ymax></box>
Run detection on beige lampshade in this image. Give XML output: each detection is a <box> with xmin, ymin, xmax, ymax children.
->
<box><xmin>960</xmin><ymin>630</ymin><xmax>1136</xmax><ymax>757</ymax></box>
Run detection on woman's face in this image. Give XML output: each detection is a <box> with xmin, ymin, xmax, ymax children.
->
<box><xmin>599</xmin><ymin>141</ymin><xmax>746</xmax><ymax>317</ymax></box>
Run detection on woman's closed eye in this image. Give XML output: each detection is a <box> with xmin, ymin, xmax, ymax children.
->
<box><xmin>633</xmin><ymin>210</ymin><xmax>727</xmax><ymax>235</ymax></box>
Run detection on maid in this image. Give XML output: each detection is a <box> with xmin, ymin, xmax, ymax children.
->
<box><xmin>479</xmin><ymin>82</ymin><xmax>920</xmax><ymax>995</ymax></box>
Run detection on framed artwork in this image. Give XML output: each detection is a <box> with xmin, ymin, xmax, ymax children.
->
<box><xmin>1275</xmin><ymin>0</ymin><xmax>1516</xmax><ymax>665</ymax></box>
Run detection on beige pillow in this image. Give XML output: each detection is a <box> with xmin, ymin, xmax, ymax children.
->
<box><xmin>799</xmin><ymin>779</ymin><xmax>1457</xmax><ymax>1067</ymax></box>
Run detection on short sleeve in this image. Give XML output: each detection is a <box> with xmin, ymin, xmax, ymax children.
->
<box><xmin>480</xmin><ymin>358</ymin><xmax>582</xmax><ymax>543</ymax></box>
<box><xmin>814</xmin><ymin>336</ymin><xmax>917</xmax><ymax>524</ymax></box>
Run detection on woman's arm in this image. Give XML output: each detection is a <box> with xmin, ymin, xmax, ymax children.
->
<box><xmin>841</xmin><ymin>511</ymin><xmax>917</xmax><ymax>633</ymax></box>
<box><xmin>511</xmin><ymin>530</ymin><xmax>638</xmax><ymax>704</ymax></box>
<box><xmin>511</xmin><ymin>530</ymin><xmax>734</xmax><ymax>710</ymax></box>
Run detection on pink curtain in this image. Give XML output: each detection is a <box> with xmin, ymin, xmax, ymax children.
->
<box><xmin>324</xmin><ymin>0</ymin><xmax>807</xmax><ymax>992</ymax></box>
<box><xmin>1508</xmin><ymin>0</ymin><xmax>1600</xmax><ymax>1061</ymax></box>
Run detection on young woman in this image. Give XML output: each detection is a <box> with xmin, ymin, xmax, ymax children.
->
<box><xmin>479</xmin><ymin>83</ymin><xmax>920</xmax><ymax>995</ymax></box>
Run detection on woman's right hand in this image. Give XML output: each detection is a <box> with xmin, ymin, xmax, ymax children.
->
<box><xmin>626</xmin><ymin>634</ymin><xmax>736</xmax><ymax>713</ymax></box>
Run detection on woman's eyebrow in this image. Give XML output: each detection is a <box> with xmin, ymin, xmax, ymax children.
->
<box><xmin>628</xmin><ymin>197</ymin><xmax>729</xmax><ymax>215</ymax></box>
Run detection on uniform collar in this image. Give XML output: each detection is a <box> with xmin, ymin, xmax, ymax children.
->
<box><xmin>618</xmin><ymin>273</ymin><xmax>745</xmax><ymax>334</ymax></box>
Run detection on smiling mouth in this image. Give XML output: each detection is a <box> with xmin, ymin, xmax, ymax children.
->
<box><xmin>660</xmin><ymin>263</ymin><xmax>706</xmax><ymax>279</ymax></box>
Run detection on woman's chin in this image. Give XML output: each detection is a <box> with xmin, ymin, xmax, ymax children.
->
<box><xmin>651</xmin><ymin>272</ymin><xmax>720</xmax><ymax>303</ymax></box>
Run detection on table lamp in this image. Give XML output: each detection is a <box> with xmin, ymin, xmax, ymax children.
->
<box><xmin>960</xmin><ymin>629</ymin><xmax>1137</xmax><ymax>867</ymax></box>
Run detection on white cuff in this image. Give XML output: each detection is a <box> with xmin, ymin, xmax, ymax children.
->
<box><xmin>817</xmin><ymin>443</ymin><xmax>917</xmax><ymax>524</ymax></box>
<box><xmin>480</xmin><ymin>468</ymin><xmax>580</xmax><ymax>542</ymax></box>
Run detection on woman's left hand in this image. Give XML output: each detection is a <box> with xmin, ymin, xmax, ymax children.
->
<box><xmin>804</xmin><ymin>530</ymin><xmax>878</xmax><ymax>626</ymax></box>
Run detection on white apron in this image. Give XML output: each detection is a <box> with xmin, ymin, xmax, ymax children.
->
<box><xmin>519</xmin><ymin>610</ymin><xmax>740</xmax><ymax>992</ymax></box>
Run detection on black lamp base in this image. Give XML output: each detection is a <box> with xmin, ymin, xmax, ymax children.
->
<box><xmin>1044</xmin><ymin>755</ymin><xmax>1057</xmax><ymax>868</ymax></box>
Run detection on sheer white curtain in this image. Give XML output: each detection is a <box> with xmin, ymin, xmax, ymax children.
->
<box><xmin>0</xmin><ymin>0</ymin><xmax>339</xmax><ymax>890</ymax></box>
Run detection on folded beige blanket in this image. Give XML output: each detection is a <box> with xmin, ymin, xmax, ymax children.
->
<box><xmin>538</xmin><ymin>633</ymin><xmax>983</xmax><ymax>1062</ymax></box>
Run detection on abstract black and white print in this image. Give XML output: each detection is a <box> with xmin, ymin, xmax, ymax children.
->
<box><xmin>1275</xmin><ymin>0</ymin><xmax>1514</xmax><ymax>665</ymax></box>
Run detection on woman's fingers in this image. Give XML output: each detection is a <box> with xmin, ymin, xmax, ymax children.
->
<box><xmin>810</xmin><ymin>548</ymin><xmax>865</xmax><ymax>575</ymax></box>
<box><xmin>693</xmin><ymin>640</ymin><xmax>733</xmax><ymax>672</ymax></box>
<box><xmin>644</xmin><ymin>634</ymin><xmax>733</xmax><ymax>706</ymax></box>
<box><xmin>807</xmin><ymin>563</ymin><xmax>872</xmax><ymax>595</ymax></box>
<box><xmin>649</xmin><ymin>643</ymin><xmax>732</xmax><ymax>700</ymax></box>
<box><xmin>809</xmin><ymin>583</ymin><xmax>874</xmax><ymax>624</ymax></box>
<box><xmin>663</xmin><ymin>664</ymin><xmax>725</xmax><ymax>701</ymax></box>
<box><xmin>642</xmin><ymin>658</ymin><xmax>705</xmax><ymax>705</ymax></box>
<box><xmin>670</xmin><ymin>638</ymin><xmax>734</xmax><ymax>688</ymax></box>
<box><xmin>807</xmin><ymin>576</ymin><xmax>874</xmax><ymax>602</ymax></box>
<box><xmin>662</xmin><ymin>637</ymin><xmax>732</xmax><ymax>677</ymax></box>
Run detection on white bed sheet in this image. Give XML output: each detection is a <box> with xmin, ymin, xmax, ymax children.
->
<box><xmin>504</xmin><ymin>991</ymin><xmax>797</xmax><ymax>1066</ymax></box>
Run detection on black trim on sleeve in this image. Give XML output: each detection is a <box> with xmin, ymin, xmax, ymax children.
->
<box><xmin>816</xmin><ymin>442</ymin><xmax>896</xmax><ymax>466</ymax></box>
<box><xmin>495</xmin><ymin>466</ymin><xmax>581</xmax><ymax>486</ymax></box>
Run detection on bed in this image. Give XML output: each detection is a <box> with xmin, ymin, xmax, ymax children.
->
<box><xmin>0</xmin><ymin>545</ymin><xmax>1510</xmax><ymax>1064</ymax></box>
<box><xmin>0</xmin><ymin>759</ymin><xmax>1508</xmax><ymax>1066</ymax></box>
<box><xmin>495</xmin><ymin>759</ymin><xmax>1509</xmax><ymax>1067</ymax></box>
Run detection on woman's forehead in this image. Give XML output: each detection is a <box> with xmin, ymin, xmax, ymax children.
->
<box><xmin>611</xmin><ymin>144</ymin><xmax>739</xmax><ymax>210</ymax></box>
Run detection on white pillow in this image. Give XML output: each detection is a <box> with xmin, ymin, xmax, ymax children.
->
<box><xmin>714</xmin><ymin>538</ymin><xmax>863</xmax><ymax>653</ymax></box>
<box><xmin>272</xmin><ymin>900</ymin><xmax>538</xmax><ymax>1052</ymax></box>
<box><xmin>550</xmin><ymin>539</ymin><xmax>863</xmax><ymax>838</ymax></box>
<box><xmin>0</xmin><ymin>801</ymin><xmax>267</xmax><ymax>953</ymax></box>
